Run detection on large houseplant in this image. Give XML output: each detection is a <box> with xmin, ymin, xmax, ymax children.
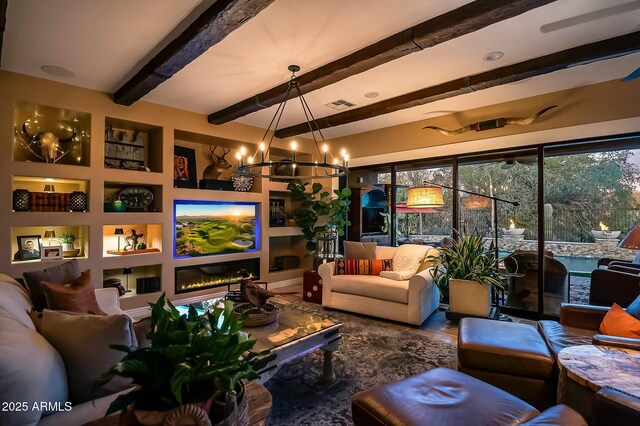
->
<box><xmin>97</xmin><ymin>293</ymin><xmax>274</xmax><ymax>425</ymax></box>
<box><xmin>287</xmin><ymin>180</ymin><xmax>351</xmax><ymax>254</ymax></box>
<box><xmin>431</xmin><ymin>230</ymin><xmax>505</xmax><ymax>317</ymax></box>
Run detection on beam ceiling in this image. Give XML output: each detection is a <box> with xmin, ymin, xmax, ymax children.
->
<box><xmin>274</xmin><ymin>31</ymin><xmax>640</xmax><ymax>139</ymax></box>
<box><xmin>113</xmin><ymin>0</ymin><xmax>275</xmax><ymax>106</ymax></box>
<box><xmin>207</xmin><ymin>0</ymin><xmax>557</xmax><ymax>125</ymax></box>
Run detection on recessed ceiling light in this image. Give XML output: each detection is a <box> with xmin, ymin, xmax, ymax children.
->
<box><xmin>40</xmin><ymin>65</ymin><xmax>76</xmax><ymax>78</ymax></box>
<box><xmin>483</xmin><ymin>51</ymin><xmax>504</xmax><ymax>62</ymax></box>
<box><xmin>364</xmin><ymin>92</ymin><xmax>379</xmax><ymax>98</ymax></box>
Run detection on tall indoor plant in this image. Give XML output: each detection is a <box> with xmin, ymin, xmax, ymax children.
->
<box><xmin>431</xmin><ymin>230</ymin><xmax>505</xmax><ymax>317</ymax></box>
<box><xmin>97</xmin><ymin>293</ymin><xmax>274</xmax><ymax>425</ymax></box>
<box><xmin>287</xmin><ymin>180</ymin><xmax>351</xmax><ymax>254</ymax></box>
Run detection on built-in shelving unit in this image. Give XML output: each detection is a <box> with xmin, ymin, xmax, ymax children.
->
<box><xmin>1</xmin><ymin>83</ymin><xmax>325</xmax><ymax>310</ymax></box>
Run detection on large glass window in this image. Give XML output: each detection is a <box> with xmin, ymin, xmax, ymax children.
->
<box><xmin>395</xmin><ymin>162</ymin><xmax>453</xmax><ymax>246</ymax></box>
<box><xmin>544</xmin><ymin>141</ymin><xmax>640</xmax><ymax>314</ymax></box>
<box><xmin>458</xmin><ymin>150</ymin><xmax>539</xmax><ymax>314</ymax></box>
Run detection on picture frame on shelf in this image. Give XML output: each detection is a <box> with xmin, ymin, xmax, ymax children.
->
<box><xmin>174</xmin><ymin>145</ymin><xmax>197</xmax><ymax>188</ymax></box>
<box><xmin>41</xmin><ymin>245</ymin><xmax>63</xmax><ymax>261</ymax></box>
<box><xmin>269</xmin><ymin>198</ymin><xmax>286</xmax><ymax>227</ymax></box>
<box><xmin>16</xmin><ymin>235</ymin><xmax>42</xmax><ymax>261</ymax></box>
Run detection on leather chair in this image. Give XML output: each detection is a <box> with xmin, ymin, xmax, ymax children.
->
<box><xmin>589</xmin><ymin>261</ymin><xmax>640</xmax><ymax>307</ymax></box>
<box><xmin>503</xmin><ymin>251</ymin><xmax>568</xmax><ymax>315</ymax></box>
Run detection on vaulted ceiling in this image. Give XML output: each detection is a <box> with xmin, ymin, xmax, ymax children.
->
<box><xmin>2</xmin><ymin>0</ymin><xmax>639</xmax><ymax>141</ymax></box>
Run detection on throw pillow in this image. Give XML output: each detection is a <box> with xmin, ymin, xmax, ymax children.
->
<box><xmin>42</xmin><ymin>269</ymin><xmax>106</xmax><ymax>315</ymax></box>
<box><xmin>392</xmin><ymin>244</ymin><xmax>430</xmax><ymax>275</ymax></box>
<box><xmin>344</xmin><ymin>241</ymin><xmax>377</xmax><ymax>260</ymax></box>
<box><xmin>23</xmin><ymin>259</ymin><xmax>81</xmax><ymax>311</ymax></box>
<box><xmin>39</xmin><ymin>309</ymin><xmax>135</xmax><ymax>404</ymax></box>
<box><xmin>380</xmin><ymin>270</ymin><xmax>414</xmax><ymax>281</ymax></box>
<box><xmin>334</xmin><ymin>258</ymin><xmax>393</xmax><ymax>275</ymax></box>
<box><xmin>417</xmin><ymin>247</ymin><xmax>440</xmax><ymax>272</ymax></box>
<box><xmin>599</xmin><ymin>303</ymin><xmax>640</xmax><ymax>338</ymax></box>
<box><xmin>626</xmin><ymin>294</ymin><xmax>640</xmax><ymax>320</ymax></box>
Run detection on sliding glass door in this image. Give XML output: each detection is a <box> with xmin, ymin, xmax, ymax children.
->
<box><xmin>457</xmin><ymin>149</ymin><xmax>539</xmax><ymax>315</ymax></box>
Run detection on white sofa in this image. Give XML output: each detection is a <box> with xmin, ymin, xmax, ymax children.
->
<box><xmin>318</xmin><ymin>246</ymin><xmax>440</xmax><ymax>325</ymax></box>
<box><xmin>0</xmin><ymin>274</ymin><xmax>130</xmax><ymax>426</ymax></box>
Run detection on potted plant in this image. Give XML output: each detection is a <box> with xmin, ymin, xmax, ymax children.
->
<box><xmin>431</xmin><ymin>230</ymin><xmax>505</xmax><ymax>317</ymax></box>
<box><xmin>96</xmin><ymin>293</ymin><xmax>274</xmax><ymax>426</ymax></box>
<box><xmin>287</xmin><ymin>180</ymin><xmax>351</xmax><ymax>262</ymax></box>
<box><xmin>59</xmin><ymin>232</ymin><xmax>78</xmax><ymax>251</ymax></box>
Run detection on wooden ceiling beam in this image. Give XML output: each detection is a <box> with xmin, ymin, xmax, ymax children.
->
<box><xmin>113</xmin><ymin>0</ymin><xmax>275</xmax><ymax>106</ymax></box>
<box><xmin>0</xmin><ymin>0</ymin><xmax>7</xmax><ymax>67</ymax></box>
<box><xmin>274</xmin><ymin>31</ymin><xmax>640</xmax><ymax>138</ymax></box>
<box><xmin>207</xmin><ymin>0</ymin><xmax>557</xmax><ymax>124</ymax></box>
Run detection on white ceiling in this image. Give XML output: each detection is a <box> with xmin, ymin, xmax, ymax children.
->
<box><xmin>3</xmin><ymin>0</ymin><xmax>640</xmax><ymax>140</ymax></box>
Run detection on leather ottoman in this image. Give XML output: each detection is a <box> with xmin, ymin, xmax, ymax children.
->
<box><xmin>352</xmin><ymin>368</ymin><xmax>540</xmax><ymax>426</ymax></box>
<box><xmin>458</xmin><ymin>318</ymin><xmax>555</xmax><ymax>409</ymax></box>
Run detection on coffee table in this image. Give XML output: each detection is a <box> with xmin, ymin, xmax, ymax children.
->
<box><xmin>557</xmin><ymin>344</ymin><xmax>640</xmax><ymax>419</ymax></box>
<box><xmin>184</xmin><ymin>299</ymin><xmax>342</xmax><ymax>383</ymax></box>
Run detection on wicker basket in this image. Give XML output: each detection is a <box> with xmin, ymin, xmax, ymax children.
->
<box><xmin>233</xmin><ymin>303</ymin><xmax>279</xmax><ymax>327</ymax></box>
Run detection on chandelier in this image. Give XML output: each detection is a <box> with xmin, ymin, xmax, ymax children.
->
<box><xmin>236</xmin><ymin>65</ymin><xmax>349</xmax><ymax>180</ymax></box>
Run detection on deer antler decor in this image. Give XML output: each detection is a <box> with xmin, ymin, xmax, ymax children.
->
<box><xmin>422</xmin><ymin>105</ymin><xmax>558</xmax><ymax>136</ymax></box>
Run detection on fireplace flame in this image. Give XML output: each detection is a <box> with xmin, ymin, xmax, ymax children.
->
<box><xmin>599</xmin><ymin>221</ymin><xmax>609</xmax><ymax>232</ymax></box>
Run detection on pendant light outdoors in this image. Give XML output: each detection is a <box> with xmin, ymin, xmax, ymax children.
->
<box><xmin>236</xmin><ymin>65</ymin><xmax>349</xmax><ymax>180</ymax></box>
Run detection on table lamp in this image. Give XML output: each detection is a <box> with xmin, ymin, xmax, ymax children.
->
<box><xmin>44</xmin><ymin>229</ymin><xmax>56</xmax><ymax>246</ymax></box>
<box><xmin>122</xmin><ymin>267</ymin><xmax>133</xmax><ymax>293</ymax></box>
<box><xmin>114</xmin><ymin>228</ymin><xmax>124</xmax><ymax>251</ymax></box>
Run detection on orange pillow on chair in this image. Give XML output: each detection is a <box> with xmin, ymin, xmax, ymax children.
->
<box><xmin>599</xmin><ymin>303</ymin><xmax>640</xmax><ymax>338</ymax></box>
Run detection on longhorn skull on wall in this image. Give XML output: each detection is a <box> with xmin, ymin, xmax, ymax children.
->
<box><xmin>17</xmin><ymin>121</ymin><xmax>78</xmax><ymax>163</ymax></box>
<box><xmin>422</xmin><ymin>105</ymin><xmax>558</xmax><ymax>136</ymax></box>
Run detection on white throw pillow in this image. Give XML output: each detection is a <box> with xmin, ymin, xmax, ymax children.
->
<box><xmin>380</xmin><ymin>270</ymin><xmax>413</xmax><ymax>280</ymax></box>
<box><xmin>391</xmin><ymin>244</ymin><xmax>430</xmax><ymax>277</ymax></box>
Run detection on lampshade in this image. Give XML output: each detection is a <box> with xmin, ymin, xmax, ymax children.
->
<box><xmin>114</xmin><ymin>228</ymin><xmax>124</xmax><ymax>235</ymax></box>
<box><xmin>461</xmin><ymin>195</ymin><xmax>491</xmax><ymax>209</ymax></box>
<box><xmin>122</xmin><ymin>267</ymin><xmax>132</xmax><ymax>275</ymax></box>
<box><xmin>618</xmin><ymin>220</ymin><xmax>640</xmax><ymax>249</ymax></box>
<box><xmin>406</xmin><ymin>187</ymin><xmax>445</xmax><ymax>208</ymax></box>
<box><xmin>43</xmin><ymin>184</ymin><xmax>56</xmax><ymax>192</ymax></box>
<box><xmin>44</xmin><ymin>229</ymin><xmax>56</xmax><ymax>238</ymax></box>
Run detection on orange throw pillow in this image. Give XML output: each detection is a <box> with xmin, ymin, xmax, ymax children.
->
<box><xmin>42</xmin><ymin>270</ymin><xmax>106</xmax><ymax>315</ymax></box>
<box><xmin>599</xmin><ymin>303</ymin><xmax>640</xmax><ymax>338</ymax></box>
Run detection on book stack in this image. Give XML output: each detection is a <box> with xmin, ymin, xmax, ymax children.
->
<box><xmin>29</xmin><ymin>192</ymin><xmax>71</xmax><ymax>212</ymax></box>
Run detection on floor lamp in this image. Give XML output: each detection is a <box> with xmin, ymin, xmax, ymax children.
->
<box><xmin>406</xmin><ymin>180</ymin><xmax>519</xmax><ymax>258</ymax></box>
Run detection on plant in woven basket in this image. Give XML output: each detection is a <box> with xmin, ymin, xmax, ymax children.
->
<box><xmin>96</xmin><ymin>293</ymin><xmax>274</xmax><ymax>420</ymax></box>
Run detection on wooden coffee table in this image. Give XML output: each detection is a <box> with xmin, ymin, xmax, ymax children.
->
<box><xmin>557</xmin><ymin>345</ymin><xmax>640</xmax><ymax>419</ymax></box>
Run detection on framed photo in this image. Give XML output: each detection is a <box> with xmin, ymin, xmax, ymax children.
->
<box><xmin>269</xmin><ymin>198</ymin><xmax>286</xmax><ymax>227</ymax></box>
<box><xmin>41</xmin><ymin>245</ymin><xmax>63</xmax><ymax>261</ymax></box>
<box><xmin>174</xmin><ymin>145</ymin><xmax>197</xmax><ymax>188</ymax></box>
<box><xmin>17</xmin><ymin>235</ymin><xmax>42</xmax><ymax>261</ymax></box>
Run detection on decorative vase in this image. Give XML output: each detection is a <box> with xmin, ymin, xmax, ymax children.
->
<box><xmin>12</xmin><ymin>189</ymin><xmax>31</xmax><ymax>211</ymax></box>
<box><xmin>448</xmin><ymin>278</ymin><xmax>492</xmax><ymax>317</ymax></box>
<box><xmin>120</xmin><ymin>402</ymin><xmax>212</xmax><ymax>426</ymax></box>
<box><xmin>62</xmin><ymin>242</ymin><xmax>74</xmax><ymax>251</ymax></box>
<box><xmin>210</xmin><ymin>381</ymin><xmax>248</xmax><ymax>426</ymax></box>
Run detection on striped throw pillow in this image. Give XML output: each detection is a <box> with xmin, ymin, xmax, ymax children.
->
<box><xmin>334</xmin><ymin>258</ymin><xmax>393</xmax><ymax>275</ymax></box>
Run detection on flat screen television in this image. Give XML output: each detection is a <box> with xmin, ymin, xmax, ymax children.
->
<box><xmin>174</xmin><ymin>200</ymin><xmax>258</xmax><ymax>258</ymax></box>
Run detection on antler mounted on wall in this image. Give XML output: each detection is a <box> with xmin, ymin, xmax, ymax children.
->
<box><xmin>422</xmin><ymin>105</ymin><xmax>558</xmax><ymax>136</ymax></box>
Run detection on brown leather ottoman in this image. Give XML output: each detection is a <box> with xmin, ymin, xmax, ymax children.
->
<box><xmin>458</xmin><ymin>318</ymin><xmax>555</xmax><ymax>409</ymax></box>
<box><xmin>352</xmin><ymin>368</ymin><xmax>540</xmax><ymax>425</ymax></box>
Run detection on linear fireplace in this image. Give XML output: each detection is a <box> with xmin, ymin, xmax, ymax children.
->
<box><xmin>175</xmin><ymin>258</ymin><xmax>260</xmax><ymax>294</ymax></box>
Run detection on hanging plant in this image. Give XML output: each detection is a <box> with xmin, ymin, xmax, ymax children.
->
<box><xmin>287</xmin><ymin>180</ymin><xmax>351</xmax><ymax>253</ymax></box>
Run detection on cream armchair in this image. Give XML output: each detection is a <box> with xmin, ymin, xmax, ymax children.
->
<box><xmin>319</xmin><ymin>246</ymin><xmax>440</xmax><ymax>325</ymax></box>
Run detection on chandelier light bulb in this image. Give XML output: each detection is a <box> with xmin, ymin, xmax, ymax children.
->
<box><xmin>247</xmin><ymin>157</ymin><xmax>253</xmax><ymax>164</ymax></box>
<box><xmin>323</xmin><ymin>144</ymin><xmax>328</xmax><ymax>153</ymax></box>
<box><xmin>341</xmin><ymin>148</ymin><xmax>347</xmax><ymax>158</ymax></box>
<box><xmin>333</xmin><ymin>158</ymin><xmax>339</xmax><ymax>165</ymax></box>
<box><xmin>291</xmin><ymin>141</ymin><xmax>297</xmax><ymax>151</ymax></box>
<box><xmin>236</xmin><ymin>152</ymin><xmax>242</xmax><ymax>160</ymax></box>
<box><xmin>259</xmin><ymin>142</ymin><xmax>265</xmax><ymax>151</ymax></box>
<box><xmin>240</xmin><ymin>146</ymin><xmax>247</xmax><ymax>156</ymax></box>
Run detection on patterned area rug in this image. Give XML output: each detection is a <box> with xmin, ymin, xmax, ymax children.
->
<box><xmin>263</xmin><ymin>302</ymin><xmax>457</xmax><ymax>425</ymax></box>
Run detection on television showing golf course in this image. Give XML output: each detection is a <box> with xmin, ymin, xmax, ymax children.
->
<box><xmin>174</xmin><ymin>201</ymin><xmax>257</xmax><ymax>257</ymax></box>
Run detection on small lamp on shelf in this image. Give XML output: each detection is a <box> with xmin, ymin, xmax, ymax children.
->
<box><xmin>43</xmin><ymin>184</ymin><xmax>56</xmax><ymax>193</ymax></box>
<box><xmin>44</xmin><ymin>229</ymin><xmax>56</xmax><ymax>246</ymax></box>
<box><xmin>114</xmin><ymin>228</ymin><xmax>124</xmax><ymax>252</ymax></box>
<box><xmin>122</xmin><ymin>267</ymin><xmax>133</xmax><ymax>293</ymax></box>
